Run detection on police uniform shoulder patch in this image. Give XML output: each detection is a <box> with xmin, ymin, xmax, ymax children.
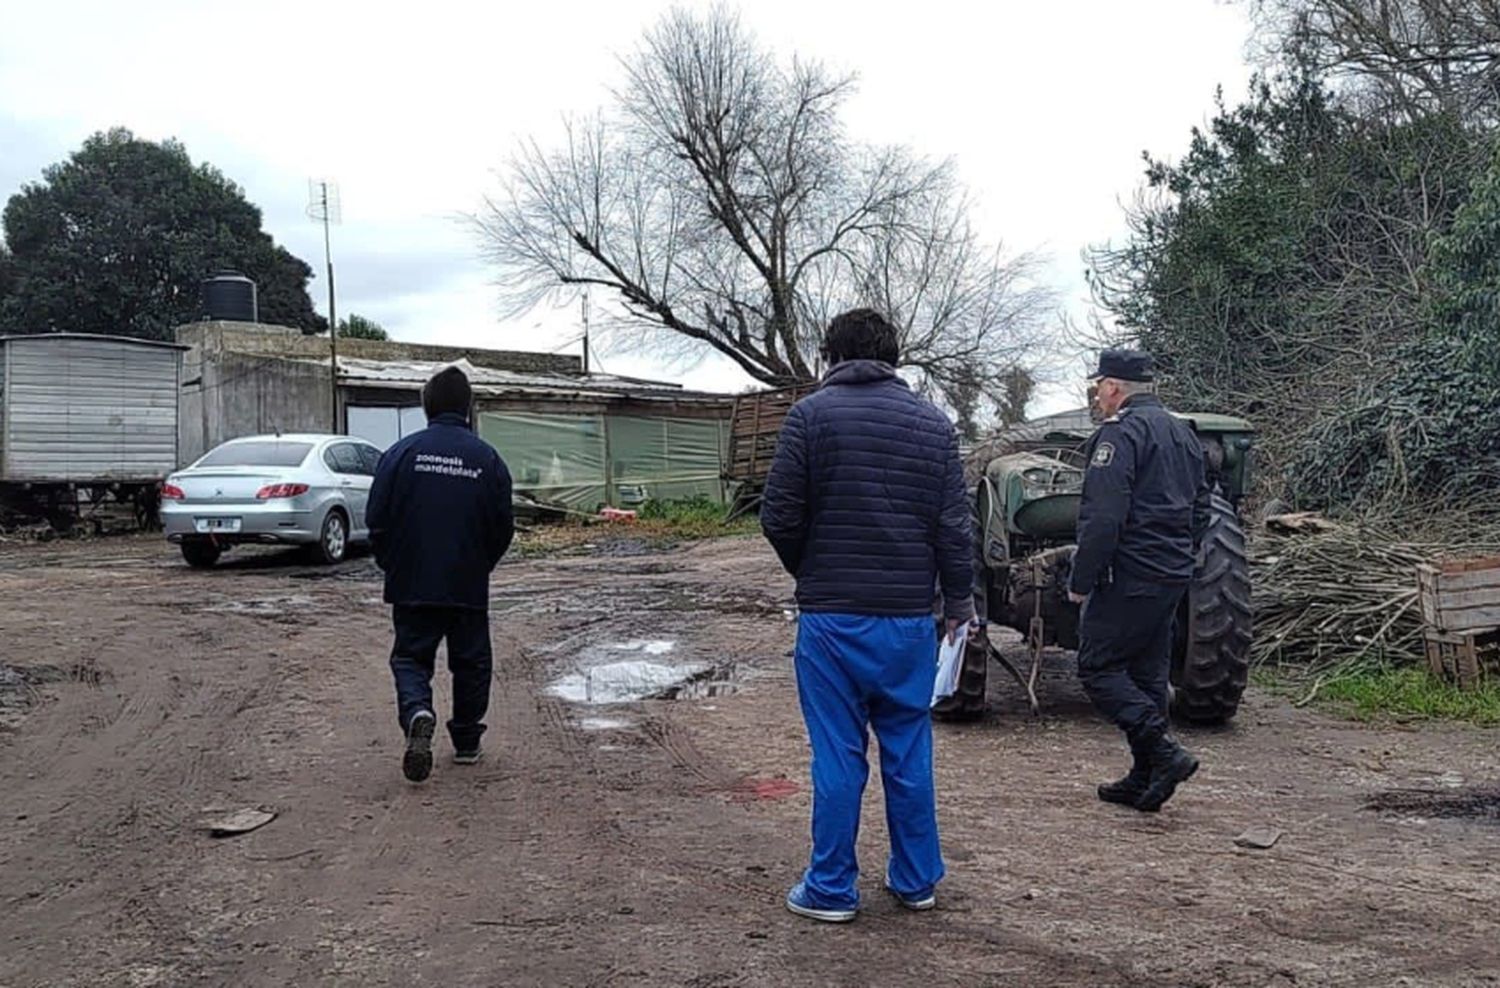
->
<box><xmin>1092</xmin><ymin>442</ymin><xmax>1115</xmax><ymax>468</ymax></box>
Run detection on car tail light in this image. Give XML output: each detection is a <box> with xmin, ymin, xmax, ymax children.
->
<box><xmin>161</xmin><ymin>483</ymin><xmax>185</xmax><ymax>500</ymax></box>
<box><xmin>256</xmin><ymin>483</ymin><xmax>310</xmax><ymax>499</ymax></box>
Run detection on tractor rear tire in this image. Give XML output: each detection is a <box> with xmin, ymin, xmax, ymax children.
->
<box><xmin>1170</xmin><ymin>494</ymin><xmax>1253</xmax><ymax>725</ymax></box>
<box><xmin>932</xmin><ymin>630</ymin><xmax>990</xmax><ymax>722</ymax></box>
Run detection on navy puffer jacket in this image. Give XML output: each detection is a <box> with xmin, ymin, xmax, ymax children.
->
<box><xmin>760</xmin><ymin>360</ymin><xmax>974</xmax><ymax>621</ymax></box>
<box><xmin>368</xmin><ymin>413</ymin><xmax>514</xmax><ymax>610</ymax></box>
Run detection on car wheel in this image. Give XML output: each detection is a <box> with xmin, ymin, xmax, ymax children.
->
<box><xmin>316</xmin><ymin>510</ymin><xmax>348</xmax><ymax>565</ymax></box>
<box><xmin>181</xmin><ymin>538</ymin><xmax>222</xmax><ymax>569</ymax></box>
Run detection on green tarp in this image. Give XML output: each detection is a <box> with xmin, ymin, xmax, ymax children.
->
<box><xmin>477</xmin><ymin>410</ymin><xmax>727</xmax><ymax>512</ymax></box>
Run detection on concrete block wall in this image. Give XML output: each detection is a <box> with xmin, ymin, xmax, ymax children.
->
<box><xmin>179</xmin><ymin>350</ymin><xmax>331</xmax><ymax>465</ymax></box>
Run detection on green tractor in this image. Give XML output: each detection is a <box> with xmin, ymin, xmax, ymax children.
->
<box><xmin>937</xmin><ymin>410</ymin><xmax>1255</xmax><ymax>724</ymax></box>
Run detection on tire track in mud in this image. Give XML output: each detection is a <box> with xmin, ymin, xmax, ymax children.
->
<box><xmin>0</xmin><ymin>562</ymin><xmax>335</xmax><ymax>985</ymax></box>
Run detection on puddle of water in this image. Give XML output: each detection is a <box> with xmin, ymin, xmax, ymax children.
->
<box><xmin>615</xmin><ymin>640</ymin><xmax>676</xmax><ymax>656</ymax></box>
<box><xmin>1367</xmin><ymin>786</ymin><xmax>1500</xmax><ymax>822</ymax></box>
<box><xmin>669</xmin><ymin>677</ymin><xmax>739</xmax><ymax>700</ymax></box>
<box><xmin>202</xmin><ymin>594</ymin><xmax>317</xmax><ymax>616</ymax></box>
<box><xmin>579</xmin><ymin>716</ymin><xmax>632</xmax><ymax>732</ymax></box>
<box><xmin>290</xmin><ymin>567</ymin><xmax>377</xmax><ymax>583</ymax></box>
<box><xmin>547</xmin><ymin>656</ymin><xmax>741</xmax><ymax>705</ymax></box>
<box><xmin>548</xmin><ymin>660</ymin><xmax>710</xmax><ymax>704</ymax></box>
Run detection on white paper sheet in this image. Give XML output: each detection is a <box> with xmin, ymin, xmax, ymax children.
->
<box><xmin>931</xmin><ymin>623</ymin><xmax>969</xmax><ymax>706</ymax></box>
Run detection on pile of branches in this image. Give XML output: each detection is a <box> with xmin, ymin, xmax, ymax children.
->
<box><xmin>1251</xmin><ymin>511</ymin><xmax>1500</xmax><ymax>684</ymax></box>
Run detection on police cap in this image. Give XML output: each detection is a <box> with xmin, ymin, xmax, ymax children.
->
<box><xmin>1089</xmin><ymin>348</ymin><xmax>1155</xmax><ymax>383</ymax></box>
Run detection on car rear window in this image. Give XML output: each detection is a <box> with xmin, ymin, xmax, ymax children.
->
<box><xmin>198</xmin><ymin>441</ymin><xmax>314</xmax><ymax>468</ymax></box>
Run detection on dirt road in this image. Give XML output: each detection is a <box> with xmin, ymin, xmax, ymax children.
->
<box><xmin>1</xmin><ymin>534</ymin><xmax>1498</xmax><ymax>987</ymax></box>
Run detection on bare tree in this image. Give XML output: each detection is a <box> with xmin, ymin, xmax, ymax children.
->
<box><xmin>1248</xmin><ymin>0</ymin><xmax>1500</xmax><ymax>118</ymax></box>
<box><xmin>474</xmin><ymin>6</ymin><xmax>1054</xmax><ymax>418</ymax></box>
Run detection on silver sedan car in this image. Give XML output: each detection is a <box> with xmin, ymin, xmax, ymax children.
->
<box><xmin>161</xmin><ymin>434</ymin><xmax>384</xmax><ymax>568</ymax></box>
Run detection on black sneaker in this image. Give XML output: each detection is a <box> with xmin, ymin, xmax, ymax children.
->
<box><xmin>452</xmin><ymin>747</ymin><xmax>482</xmax><ymax>766</ymax></box>
<box><xmin>402</xmin><ymin>710</ymin><xmax>437</xmax><ymax>783</ymax></box>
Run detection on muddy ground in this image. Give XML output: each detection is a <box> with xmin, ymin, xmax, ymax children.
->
<box><xmin>1</xmin><ymin>533</ymin><xmax>1498</xmax><ymax>987</ymax></box>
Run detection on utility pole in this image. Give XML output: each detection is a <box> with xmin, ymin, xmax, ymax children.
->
<box><xmin>308</xmin><ymin>180</ymin><xmax>342</xmax><ymax>433</ymax></box>
<box><xmin>581</xmin><ymin>290</ymin><xmax>591</xmax><ymax>375</ymax></box>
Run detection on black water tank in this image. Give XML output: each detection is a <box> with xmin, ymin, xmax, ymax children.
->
<box><xmin>201</xmin><ymin>271</ymin><xmax>258</xmax><ymax>322</ymax></box>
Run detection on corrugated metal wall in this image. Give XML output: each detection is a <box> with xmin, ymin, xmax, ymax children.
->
<box><xmin>1</xmin><ymin>337</ymin><xmax>180</xmax><ymax>482</ymax></box>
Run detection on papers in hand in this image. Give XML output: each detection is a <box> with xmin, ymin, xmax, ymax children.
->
<box><xmin>931</xmin><ymin>623</ymin><xmax>969</xmax><ymax>707</ymax></box>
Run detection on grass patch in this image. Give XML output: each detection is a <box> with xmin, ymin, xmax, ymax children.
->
<box><xmin>512</xmin><ymin>496</ymin><xmax>758</xmax><ymax>556</ymax></box>
<box><xmin>1310</xmin><ymin>664</ymin><xmax>1500</xmax><ymax>726</ymax></box>
<box><xmin>636</xmin><ymin>496</ymin><xmax>759</xmax><ymax>540</ymax></box>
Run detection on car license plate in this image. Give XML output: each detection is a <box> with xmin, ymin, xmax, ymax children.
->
<box><xmin>195</xmin><ymin>517</ymin><xmax>242</xmax><ymax>534</ymax></box>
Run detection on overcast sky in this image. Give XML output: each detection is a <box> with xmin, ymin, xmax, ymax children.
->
<box><xmin>0</xmin><ymin>0</ymin><xmax>1254</xmax><ymax>412</ymax></box>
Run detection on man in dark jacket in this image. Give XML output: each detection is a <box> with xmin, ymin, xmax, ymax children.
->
<box><xmin>368</xmin><ymin>366</ymin><xmax>514</xmax><ymax>783</ymax></box>
<box><xmin>761</xmin><ymin>308</ymin><xmax>973</xmax><ymax>923</ymax></box>
<box><xmin>1067</xmin><ymin>349</ymin><xmax>1210</xmax><ymax>812</ymax></box>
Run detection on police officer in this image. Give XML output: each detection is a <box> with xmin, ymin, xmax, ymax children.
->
<box><xmin>1066</xmin><ymin>349</ymin><xmax>1210</xmax><ymax>812</ymax></box>
<box><xmin>368</xmin><ymin>366</ymin><xmax>514</xmax><ymax>783</ymax></box>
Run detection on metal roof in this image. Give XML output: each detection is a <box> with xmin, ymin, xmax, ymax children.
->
<box><xmin>0</xmin><ymin>333</ymin><xmax>190</xmax><ymax>350</ymax></box>
<box><xmin>328</xmin><ymin>356</ymin><xmax>731</xmax><ymax>404</ymax></box>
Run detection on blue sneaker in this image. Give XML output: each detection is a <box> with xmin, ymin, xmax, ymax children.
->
<box><xmin>784</xmin><ymin>882</ymin><xmax>857</xmax><ymax>923</ymax></box>
<box><xmin>885</xmin><ymin>870</ymin><xmax>936</xmax><ymax>911</ymax></box>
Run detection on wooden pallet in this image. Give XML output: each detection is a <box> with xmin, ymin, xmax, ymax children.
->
<box><xmin>1418</xmin><ymin>556</ymin><xmax>1500</xmax><ymax>689</ymax></box>
<box><xmin>1423</xmin><ymin>629</ymin><xmax>1498</xmax><ymax>689</ymax></box>
<box><xmin>723</xmin><ymin>384</ymin><xmax>816</xmax><ymax>485</ymax></box>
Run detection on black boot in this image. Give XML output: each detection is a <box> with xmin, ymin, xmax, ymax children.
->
<box><xmin>1097</xmin><ymin>746</ymin><xmax>1151</xmax><ymax>806</ymax></box>
<box><xmin>1135</xmin><ymin>732</ymin><xmax>1199</xmax><ymax>813</ymax></box>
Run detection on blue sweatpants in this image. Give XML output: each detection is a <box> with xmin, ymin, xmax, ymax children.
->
<box><xmin>794</xmin><ymin>612</ymin><xmax>944</xmax><ymax>910</ymax></box>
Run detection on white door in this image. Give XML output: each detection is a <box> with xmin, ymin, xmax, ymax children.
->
<box><xmin>347</xmin><ymin>407</ymin><xmax>400</xmax><ymax>451</ymax></box>
<box><xmin>347</xmin><ymin>405</ymin><xmax>427</xmax><ymax>451</ymax></box>
<box><xmin>399</xmin><ymin>406</ymin><xmax>427</xmax><ymax>438</ymax></box>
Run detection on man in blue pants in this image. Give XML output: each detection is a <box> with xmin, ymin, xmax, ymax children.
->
<box><xmin>761</xmin><ymin>308</ymin><xmax>974</xmax><ymax>923</ymax></box>
<box><xmin>368</xmin><ymin>366</ymin><xmax>514</xmax><ymax>782</ymax></box>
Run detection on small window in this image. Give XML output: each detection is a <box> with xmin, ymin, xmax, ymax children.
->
<box><xmin>357</xmin><ymin>444</ymin><xmax>382</xmax><ymax>476</ymax></box>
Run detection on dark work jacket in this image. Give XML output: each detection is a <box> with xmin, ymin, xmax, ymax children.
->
<box><xmin>760</xmin><ymin>360</ymin><xmax>974</xmax><ymax>621</ymax></box>
<box><xmin>1069</xmin><ymin>394</ymin><xmax>1210</xmax><ymax>595</ymax></box>
<box><xmin>368</xmin><ymin>413</ymin><xmax>514</xmax><ymax>610</ymax></box>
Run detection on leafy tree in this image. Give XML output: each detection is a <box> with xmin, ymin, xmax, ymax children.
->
<box><xmin>1088</xmin><ymin>71</ymin><xmax>1485</xmax><ymax>489</ymax></box>
<box><xmin>337</xmin><ymin>313</ymin><xmax>389</xmax><ymax>340</ymax></box>
<box><xmin>476</xmin><ymin>7</ymin><xmax>1053</xmax><ymax>422</ymax></box>
<box><xmin>0</xmin><ymin>244</ymin><xmax>14</xmax><ymax>304</ymax></box>
<box><xmin>1427</xmin><ymin>140</ymin><xmax>1500</xmax><ymax>354</ymax></box>
<box><xmin>0</xmin><ymin>128</ymin><xmax>324</xmax><ymax>340</ymax></box>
